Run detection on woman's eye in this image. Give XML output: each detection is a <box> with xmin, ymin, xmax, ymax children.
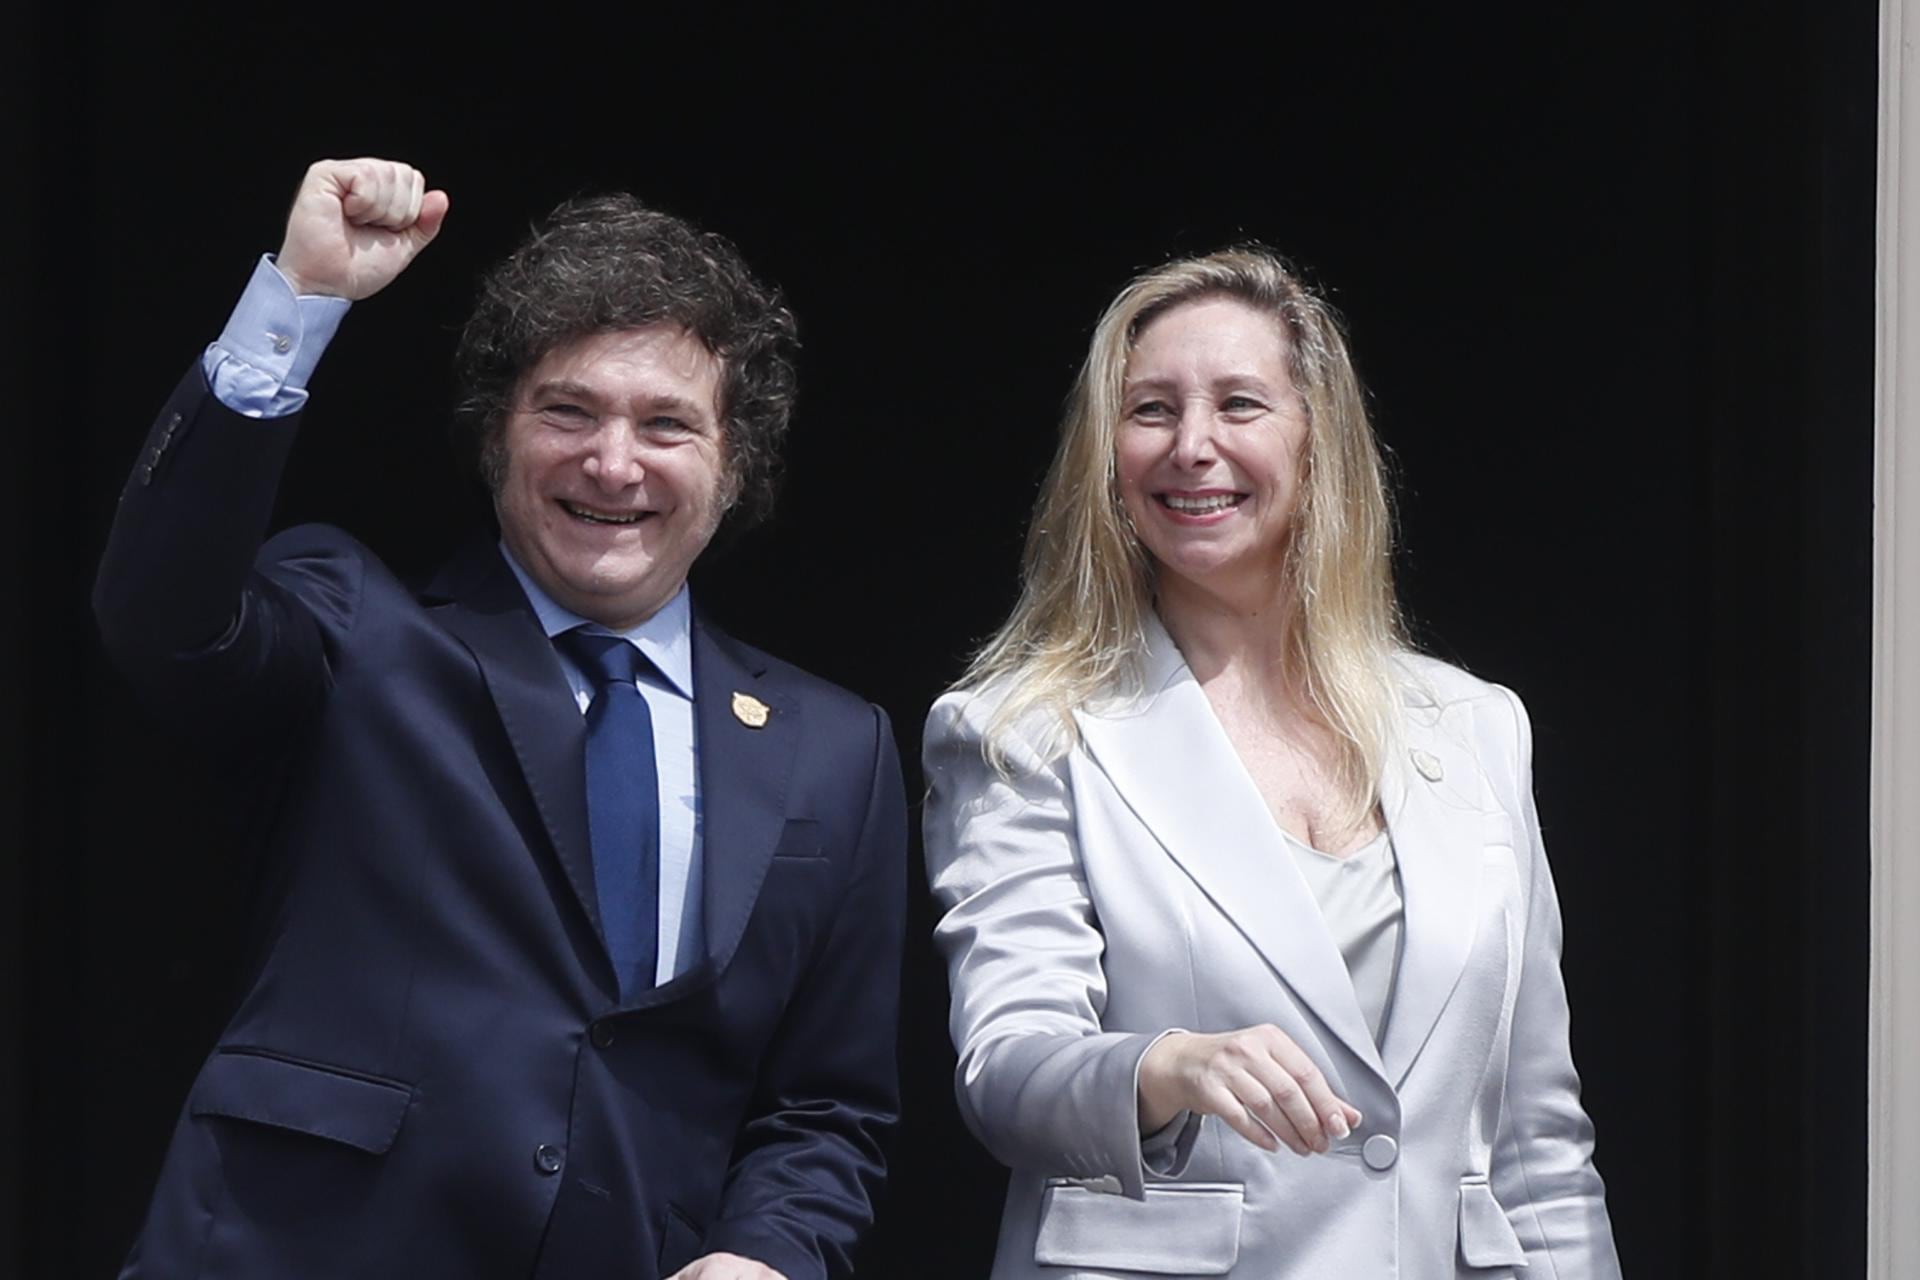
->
<box><xmin>1129</xmin><ymin>400</ymin><xmax>1172</xmax><ymax>421</ymax></box>
<box><xmin>1223</xmin><ymin>395</ymin><xmax>1265</xmax><ymax>413</ymax></box>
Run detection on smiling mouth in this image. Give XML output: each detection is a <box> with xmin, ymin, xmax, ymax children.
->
<box><xmin>1158</xmin><ymin>493</ymin><xmax>1246</xmax><ymax>514</ymax></box>
<box><xmin>559</xmin><ymin>499</ymin><xmax>652</xmax><ymax>526</ymax></box>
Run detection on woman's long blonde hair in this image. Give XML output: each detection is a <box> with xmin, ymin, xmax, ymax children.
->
<box><xmin>960</xmin><ymin>247</ymin><xmax>1406</xmax><ymax>828</ymax></box>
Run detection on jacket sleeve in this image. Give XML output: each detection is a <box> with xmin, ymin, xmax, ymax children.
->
<box><xmin>921</xmin><ymin>689</ymin><xmax>1196</xmax><ymax>1202</ymax></box>
<box><xmin>92</xmin><ymin>363</ymin><xmax>358</xmax><ymax>739</ymax></box>
<box><xmin>702</xmin><ymin>704</ymin><xmax>909</xmax><ymax>1280</ymax></box>
<box><xmin>1489</xmin><ymin>685</ymin><xmax>1625</xmax><ymax>1280</ymax></box>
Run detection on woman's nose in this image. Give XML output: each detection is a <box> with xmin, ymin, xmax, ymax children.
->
<box><xmin>1169</xmin><ymin>407</ymin><xmax>1218</xmax><ymax>467</ymax></box>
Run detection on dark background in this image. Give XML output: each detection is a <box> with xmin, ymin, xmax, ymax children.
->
<box><xmin>4</xmin><ymin>2</ymin><xmax>1877</xmax><ymax>1276</ymax></box>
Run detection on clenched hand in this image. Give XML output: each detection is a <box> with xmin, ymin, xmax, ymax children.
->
<box><xmin>275</xmin><ymin>157</ymin><xmax>448</xmax><ymax>300</ymax></box>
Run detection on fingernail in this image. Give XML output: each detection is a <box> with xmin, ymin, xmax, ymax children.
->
<box><xmin>1328</xmin><ymin>1113</ymin><xmax>1351</xmax><ymax>1140</ymax></box>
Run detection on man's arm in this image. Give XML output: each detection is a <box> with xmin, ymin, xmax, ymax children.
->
<box><xmin>687</xmin><ymin>706</ymin><xmax>909</xmax><ymax>1280</ymax></box>
<box><xmin>92</xmin><ymin>159</ymin><xmax>447</xmax><ymax>724</ymax></box>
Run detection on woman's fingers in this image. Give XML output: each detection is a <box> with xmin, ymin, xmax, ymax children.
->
<box><xmin>1200</xmin><ymin>1076</ymin><xmax>1288</xmax><ymax>1154</ymax></box>
<box><xmin>1239</xmin><ymin>1050</ymin><xmax>1326</xmax><ymax>1153</ymax></box>
<box><xmin>1264</xmin><ymin>1028</ymin><xmax>1365</xmax><ymax>1147</ymax></box>
<box><xmin>1139</xmin><ymin>1026</ymin><xmax>1362</xmax><ymax>1157</ymax></box>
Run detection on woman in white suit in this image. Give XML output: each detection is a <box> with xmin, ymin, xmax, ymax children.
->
<box><xmin>923</xmin><ymin>249</ymin><xmax>1622</xmax><ymax>1279</ymax></box>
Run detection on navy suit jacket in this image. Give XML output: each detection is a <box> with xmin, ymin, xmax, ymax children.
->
<box><xmin>93</xmin><ymin>367</ymin><xmax>908</xmax><ymax>1280</ymax></box>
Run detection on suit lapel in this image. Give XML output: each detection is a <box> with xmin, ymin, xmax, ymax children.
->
<box><xmin>1073</xmin><ymin>619</ymin><xmax>1387</xmax><ymax>1081</ymax></box>
<box><xmin>425</xmin><ymin>541</ymin><xmax>602</xmax><ymax>945</ymax></box>
<box><xmin>689</xmin><ymin>615</ymin><xmax>801</xmax><ymax>981</ymax></box>
<box><xmin>1377</xmin><ymin>680</ymin><xmax>1506</xmax><ymax>1086</ymax></box>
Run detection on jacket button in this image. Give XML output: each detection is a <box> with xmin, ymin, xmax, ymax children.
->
<box><xmin>1362</xmin><ymin>1133</ymin><xmax>1399</xmax><ymax>1171</ymax></box>
<box><xmin>534</xmin><ymin>1143</ymin><xmax>564</xmax><ymax>1175</ymax></box>
<box><xmin>591</xmin><ymin>1022</ymin><xmax>615</xmax><ymax>1049</ymax></box>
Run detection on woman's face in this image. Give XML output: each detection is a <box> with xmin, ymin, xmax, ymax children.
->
<box><xmin>1115</xmin><ymin>296</ymin><xmax>1309</xmax><ymax>604</ymax></box>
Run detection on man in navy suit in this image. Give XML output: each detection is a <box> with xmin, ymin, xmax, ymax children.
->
<box><xmin>93</xmin><ymin>158</ymin><xmax>907</xmax><ymax>1280</ymax></box>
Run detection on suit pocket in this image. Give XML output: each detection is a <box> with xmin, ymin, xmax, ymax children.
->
<box><xmin>658</xmin><ymin>1202</ymin><xmax>705</xmax><ymax>1274</ymax></box>
<box><xmin>1034</xmin><ymin>1180</ymin><xmax>1243</xmax><ymax>1274</ymax></box>
<box><xmin>189</xmin><ymin>1048</ymin><xmax>413</xmax><ymax>1154</ymax></box>
<box><xmin>771</xmin><ymin>817</ymin><xmax>827</xmax><ymax>860</ymax></box>
<box><xmin>1457</xmin><ymin>1177</ymin><xmax>1527</xmax><ymax>1268</ymax></box>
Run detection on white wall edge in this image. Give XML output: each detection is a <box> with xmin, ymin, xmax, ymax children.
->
<box><xmin>1872</xmin><ymin>0</ymin><xmax>1920</xmax><ymax>1274</ymax></box>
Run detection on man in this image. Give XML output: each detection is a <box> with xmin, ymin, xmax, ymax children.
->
<box><xmin>93</xmin><ymin>158</ymin><xmax>906</xmax><ymax>1280</ymax></box>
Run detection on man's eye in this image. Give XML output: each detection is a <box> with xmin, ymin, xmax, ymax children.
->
<box><xmin>643</xmin><ymin>415</ymin><xmax>694</xmax><ymax>436</ymax></box>
<box><xmin>540</xmin><ymin>404</ymin><xmax>593</xmax><ymax>425</ymax></box>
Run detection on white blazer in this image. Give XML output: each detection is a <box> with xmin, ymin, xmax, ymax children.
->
<box><xmin>923</xmin><ymin>620</ymin><xmax>1622</xmax><ymax>1280</ymax></box>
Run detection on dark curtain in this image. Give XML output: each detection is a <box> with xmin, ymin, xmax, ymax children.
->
<box><xmin>6</xmin><ymin>3</ymin><xmax>1875</xmax><ymax>1275</ymax></box>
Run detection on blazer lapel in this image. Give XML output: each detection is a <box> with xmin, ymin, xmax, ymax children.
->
<box><xmin>689</xmin><ymin>616</ymin><xmax>801</xmax><ymax>981</ymax></box>
<box><xmin>425</xmin><ymin>541</ymin><xmax>602</xmax><ymax>945</ymax></box>
<box><xmin>1376</xmin><ymin>679</ymin><xmax>1506</xmax><ymax>1086</ymax></box>
<box><xmin>1073</xmin><ymin>619</ymin><xmax>1387</xmax><ymax>1080</ymax></box>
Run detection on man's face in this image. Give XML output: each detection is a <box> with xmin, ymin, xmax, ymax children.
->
<box><xmin>495</xmin><ymin>326</ymin><xmax>730</xmax><ymax>630</ymax></box>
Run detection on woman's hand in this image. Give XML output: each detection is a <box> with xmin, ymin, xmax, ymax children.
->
<box><xmin>1139</xmin><ymin>1026</ymin><xmax>1362</xmax><ymax>1156</ymax></box>
<box><xmin>667</xmin><ymin>1253</ymin><xmax>787</xmax><ymax>1280</ymax></box>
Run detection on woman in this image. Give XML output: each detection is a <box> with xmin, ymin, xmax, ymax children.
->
<box><xmin>923</xmin><ymin>249</ymin><xmax>1621</xmax><ymax>1278</ymax></box>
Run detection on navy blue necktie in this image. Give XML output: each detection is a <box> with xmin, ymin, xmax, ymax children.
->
<box><xmin>556</xmin><ymin>630</ymin><xmax>660</xmax><ymax>997</ymax></box>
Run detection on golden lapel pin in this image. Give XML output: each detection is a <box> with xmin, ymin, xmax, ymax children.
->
<box><xmin>731</xmin><ymin>692</ymin><xmax>771</xmax><ymax>729</ymax></box>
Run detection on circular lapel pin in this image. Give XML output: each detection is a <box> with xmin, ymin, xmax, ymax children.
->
<box><xmin>732</xmin><ymin>691</ymin><xmax>771</xmax><ymax>728</ymax></box>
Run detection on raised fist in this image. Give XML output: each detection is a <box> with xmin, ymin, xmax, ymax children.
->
<box><xmin>275</xmin><ymin>158</ymin><xmax>449</xmax><ymax>300</ymax></box>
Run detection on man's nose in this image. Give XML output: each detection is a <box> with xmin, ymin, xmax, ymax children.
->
<box><xmin>581</xmin><ymin>422</ymin><xmax>644</xmax><ymax>488</ymax></box>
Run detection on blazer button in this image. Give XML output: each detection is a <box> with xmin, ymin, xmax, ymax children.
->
<box><xmin>1362</xmin><ymin>1133</ymin><xmax>1399</xmax><ymax>1171</ymax></box>
<box><xmin>591</xmin><ymin>1022</ymin><xmax>615</xmax><ymax>1049</ymax></box>
<box><xmin>534</xmin><ymin>1143</ymin><xmax>564</xmax><ymax>1175</ymax></box>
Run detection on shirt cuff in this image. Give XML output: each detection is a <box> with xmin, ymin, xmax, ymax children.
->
<box><xmin>1141</xmin><ymin>1110</ymin><xmax>1202</xmax><ymax>1177</ymax></box>
<box><xmin>203</xmin><ymin>255</ymin><xmax>351</xmax><ymax>418</ymax></box>
<box><xmin>1133</xmin><ymin>1028</ymin><xmax>1202</xmax><ymax>1182</ymax></box>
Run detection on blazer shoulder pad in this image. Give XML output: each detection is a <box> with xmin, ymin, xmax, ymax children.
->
<box><xmin>1392</xmin><ymin>650</ymin><xmax>1518</xmax><ymax>711</ymax></box>
<box><xmin>925</xmin><ymin>678</ymin><xmax>1076</xmax><ymax>781</ymax></box>
<box><xmin>712</xmin><ymin>629</ymin><xmax>885</xmax><ymax>734</ymax></box>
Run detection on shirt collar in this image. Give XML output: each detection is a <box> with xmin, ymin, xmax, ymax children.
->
<box><xmin>498</xmin><ymin>540</ymin><xmax>695</xmax><ymax>700</ymax></box>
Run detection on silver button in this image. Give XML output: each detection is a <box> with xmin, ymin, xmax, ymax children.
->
<box><xmin>1362</xmin><ymin>1133</ymin><xmax>1399</xmax><ymax>1170</ymax></box>
<box><xmin>1411</xmin><ymin>749</ymin><xmax>1442</xmax><ymax>782</ymax></box>
<box><xmin>269</xmin><ymin>332</ymin><xmax>293</xmax><ymax>355</ymax></box>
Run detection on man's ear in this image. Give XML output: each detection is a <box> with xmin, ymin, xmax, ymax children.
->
<box><xmin>714</xmin><ymin>428</ymin><xmax>746</xmax><ymax>514</ymax></box>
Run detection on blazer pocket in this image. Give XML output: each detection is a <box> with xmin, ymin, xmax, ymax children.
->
<box><xmin>771</xmin><ymin>817</ymin><xmax>828</xmax><ymax>861</ymax></box>
<box><xmin>189</xmin><ymin>1048</ymin><xmax>413</xmax><ymax>1155</ymax></box>
<box><xmin>1034</xmin><ymin>1180</ymin><xmax>1243</xmax><ymax>1274</ymax></box>
<box><xmin>1457</xmin><ymin>1177</ymin><xmax>1527</xmax><ymax>1268</ymax></box>
<box><xmin>658</xmin><ymin>1202</ymin><xmax>705</xmax><ymax>1275</ymax></box>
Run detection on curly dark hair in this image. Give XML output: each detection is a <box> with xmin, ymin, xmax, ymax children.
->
<box><xmin>453</xmin><ymin>194</ymin><xmax>799</xmax><ymax>530</ymax></box>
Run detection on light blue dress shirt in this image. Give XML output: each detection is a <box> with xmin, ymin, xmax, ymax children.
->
<box><xmin>202</xmin><ymin>255</ymin><xmax>707</xmax><ymax>984</ymax></box>
<box><xmin>204</xmin><ymin>256</ymin><xmax>350</xmax><ymax>417</ymax></box>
